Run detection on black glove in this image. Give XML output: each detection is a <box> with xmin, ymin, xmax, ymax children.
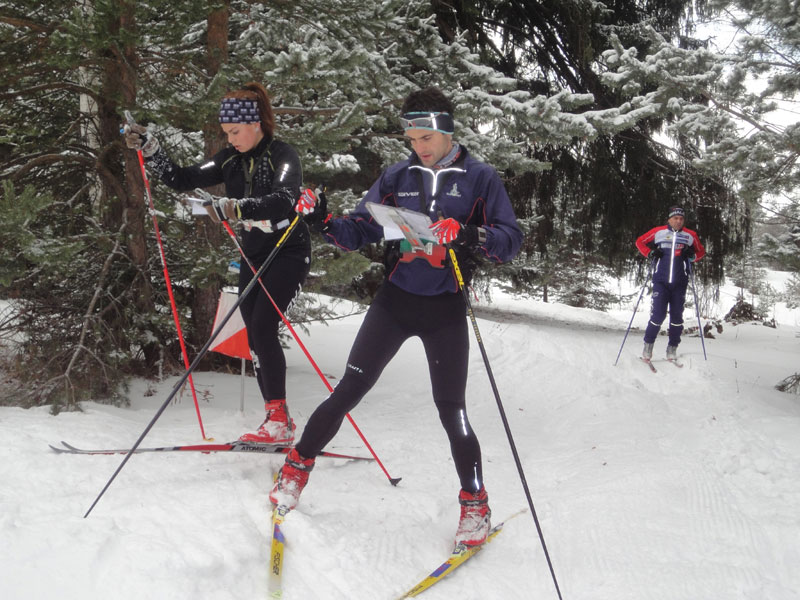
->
<box><xmin>647</xmin><ymin>242</ymin><xmax>663</xmax><ymax>259</ymax></box>
<box><xmin>304</xmin><ymin>189</ymin><xmax>330</xmax><ymax>234</ymax></box>
<box><xmin>682</xmin><ymin>244</ymin><xmax>696</xmax><ymax>262</ymax></box>
<box><xmin>456</xmin><ymin>224</ymin><xmax>486</xmax><ymax>248</ymax></box>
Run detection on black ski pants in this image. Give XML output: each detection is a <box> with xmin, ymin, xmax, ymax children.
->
<box><xmin>238</xmin><ymin>253</ymin><xmax>309</xmax><ymax>402</ymax></box>
<box><xmin>296</xmin><ymin>281</ymin><xmax>484</xmax><ymax>493</ymax></box>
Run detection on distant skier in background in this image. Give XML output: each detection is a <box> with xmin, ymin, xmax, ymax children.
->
<box><xmin>123</xmin><ymin>81</ymin><xmax>313</xmax><ymax>445</ymax></box>
<box><xmin>635</xmin><ymin>206</ymin><xmax>705</xmax><ymax>363</ymax></box>
<box><xmin>268</xmin><ymin>86</ymin><xmax>523</xmax><ymax>548</ymax></box>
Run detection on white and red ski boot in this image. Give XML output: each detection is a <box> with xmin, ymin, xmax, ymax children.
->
<box><xmin>454</xmin><ymin>486</ymin><xmax>492</xmax><ymax>547</ymax></box>
<box><xmin>269</xmin><ymin>448</ymin><xmax>315</xmax><ymax>509</ymax></box>
<box><xmin>239</xmin><ymin>399</ymin><xmax>296</xmax><ymax>444</ymax></box>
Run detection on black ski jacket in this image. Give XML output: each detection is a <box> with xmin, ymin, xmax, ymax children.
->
<box><xmin>147</xmin><ymin>135</ymin><xmax>310</xmax><ymax>263</ymax></box>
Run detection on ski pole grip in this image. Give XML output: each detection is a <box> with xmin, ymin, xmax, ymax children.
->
<box><xmin>120</xmin><ymin>111</ymin><xmax>137</xmax><ymax>136</ymax></box>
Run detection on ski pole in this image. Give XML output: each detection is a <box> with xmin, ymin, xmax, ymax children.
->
<box><xmin>614</xmin><ymin>258</ymin><xmax>656</xmax><ymax>366</ymax></box>
<box><xmin>446</xmin><ymin>245</ymin><xmax>564</xmax><ymax>600</ymax></box>
<box><xmin>687</xmin><ymin>261</ymin><xmax>707</xmax><ymax>360</ymax></box>
<box><xmin>84</xmin><ymin>215</ymin><xmax>303</xmax><ymax>518</ymax></box>
<box><xmin>220</xmin><ymin>220</ymin><xmax>400</xmax><ymax>485</ymax></box>
<box><xmin>123</xmin><ymin>112</ymin><xmax>208</xmax><ymax>441</ymax></box>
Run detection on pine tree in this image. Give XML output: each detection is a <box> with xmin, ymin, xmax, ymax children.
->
<box><xmin>0</xmin><ymin>0</ymin><xmax>218</xmax><ymax>407</ymax></box>
<box><xmin>597</xmin><ymin>0</ymin><xmax>800</xmax><ymax>260</ymax></box>
<box><xmin>427</xmin><ymin>0</ymin><xmax>743</xmax><ymax>302</ymax></box>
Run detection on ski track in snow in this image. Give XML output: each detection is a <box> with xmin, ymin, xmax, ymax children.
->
<box><xmin>2</xmin><ymin>292</ymin><xmax>800</xmax><ymax>599</ymax></box>
<box><xmin>471</xmin><ymin>297</ymin><xmax>800</xmax><ymax>600</ymax></box>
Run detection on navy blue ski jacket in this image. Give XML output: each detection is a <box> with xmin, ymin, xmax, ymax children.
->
<box><xmin>636</xmin><ymin>225</ymin><xmax>705</xmax><ymax>285</ymax></box>
<box><xmin>322</xmin><ymin>146</ymin><xmax>523</xmax><ymax>295</ymax></box>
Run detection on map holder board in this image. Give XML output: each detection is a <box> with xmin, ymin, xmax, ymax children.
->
<box><xmin>365</xmin><ymin>203</ymin><xmax>435</xmax><ymax>250</ymax></box>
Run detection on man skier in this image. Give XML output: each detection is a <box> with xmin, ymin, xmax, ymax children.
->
<box><xmin>635</xmin><ymin>206</ymin><xmax>705</xmax><ymax>363</ymax></box>
<box><xmin>269</xmin><ymin>86</ymin><xmax>523</xmax><ymax>548</ymax></box>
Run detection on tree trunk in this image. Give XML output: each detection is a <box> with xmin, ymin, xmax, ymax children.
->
<box><xmin>191</xmin><ymin>1</ymin><xmax>231</xmax><ymax>354</ymax></box>
<box><xmin>98</xmin><ymin>0</ymin><xmax>156</xmax><ymax>361</ymax></box>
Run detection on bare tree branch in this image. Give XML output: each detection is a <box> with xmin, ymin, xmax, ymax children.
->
<box><xmin>46</xmin><ymin>214</ymin><xmax>127</xmax><ymax>409</ymax></box>
<box><xmin>0</xmin><ymin>81</ymin><xmax>100</xmax><ymax>103</ymax></box>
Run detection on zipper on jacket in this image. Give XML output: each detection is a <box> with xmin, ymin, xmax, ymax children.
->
<box><xmin>408</xmin><ymin>164</ymin><xmax>465</xmax><ymax>217</ymax></box>
<box><xmin>669</xmin><ymin>227</ymin><xmax>678</xmax><ymax>283</ymax></box>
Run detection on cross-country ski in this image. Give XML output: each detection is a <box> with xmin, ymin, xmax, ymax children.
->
<box><xmin>49</xmin><ymin>440</ymin><xmax>373</xmax><ymax>461</ymax></box>
<box><xmin>640</xmin><ymin>357</ymin><xmax>657</xmax><ymax>373</ymax></box>
<box><xmin>268</xmin><ymin>505</ymin><xmax>290</xmax><ymax>599</ymax></box>
<box><xmin>395</xmin><ymin>510</ymin><xmax>526</xmax><ymax>599</ymax></box>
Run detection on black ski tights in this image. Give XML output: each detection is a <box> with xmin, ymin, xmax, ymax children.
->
<box><xmin>238</xmin><ymin>254</ymin><xmax>309</xmax><ymax>401</ymax></box>
<box><xmin>296</xmin><ymin>282</ymin><xmax>483</xmax><ymax>493</ymax></box>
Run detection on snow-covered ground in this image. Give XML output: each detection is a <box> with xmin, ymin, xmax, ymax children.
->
<box><xmin>1</xmin><ymin>281</ymin><xmax>799</xmax><ymax>600</ymax></box>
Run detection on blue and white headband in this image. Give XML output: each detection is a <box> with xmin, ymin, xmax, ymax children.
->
<box><xmin>219</xmin><ymin>98</ymin><xmax>260</xmax><ymax>123</ymax></box>
<box><xmin>401</xmin><ymin>111</ymin><xmax>455</xmax><ymax>134</ymax></box>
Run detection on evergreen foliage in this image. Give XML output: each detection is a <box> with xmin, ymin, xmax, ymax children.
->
<box><xmin>3</xmin><ymin>0</ymin><xmax>591</xmax><ymax>406</ymax></box>
<box><xmin>0</xmin><ymin>0</ymin><xmax>226</xmax><ymax>407</ymax></box>
<box><xmin>0</xmin><ymin>0</ymin><xmax>793</xmax><ymax>406</ymax></box>
<box><xmin>599</xmin><ymin>0</ymin><xmax>800</xmax><ymax>263</ymax></box>
<box><xmin>429</xmin><ymin>0</ymin><xmax>745</xmax><ymax>305</ymax></box>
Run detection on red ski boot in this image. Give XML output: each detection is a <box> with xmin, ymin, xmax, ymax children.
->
<box><xmin>269</xmin><ymin>448</ymin><xmax>315</xmax><ymax>509</ymax></box>
<box><xmin>454</xmin><ymin>486</ymin><xmax>491</xmax><ymax>547</ymax></box>
<box><xmin>239</xmin><ymin>400</ymin><xmax>296</xmax><ymax>444</ymax></box>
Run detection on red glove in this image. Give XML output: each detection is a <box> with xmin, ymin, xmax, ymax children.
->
<box><xmin>429</xmin><ymin>218</ymin><xmax>461</xmax><ymax>245</ymax></box>
<box><xmin>296</xmin><ymin>188</ymin><xmax>317</xmax><ymax>215</ymax></box>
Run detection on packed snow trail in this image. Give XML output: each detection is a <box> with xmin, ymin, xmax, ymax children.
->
<box><xmin>1</xmin><ymin>293</ymin><xmax>799</xmax><ymax>599</ymax></box>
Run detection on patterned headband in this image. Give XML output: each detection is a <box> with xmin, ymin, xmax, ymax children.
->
<box><xmin>668</xmin><ymin>206</ymin><xmax>685</xmax><ymax>219</ymax></box>
<box><xmin>219</xmin><ymin>98</ymin><xmax>260</xmax><ymax>123</ymax></box>
<box><xmin>400</xmin><ymin>112</ymin><xmax>455</xmax><ymax>134</ymax></box>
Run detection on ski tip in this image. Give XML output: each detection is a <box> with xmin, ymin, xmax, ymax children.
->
<box><xmin>640</xmin><ymin>357</ymin><xmax>657</xmax><ymax>372</ymax></box>
<box><xmin>503</xmin><ymin>508</ymin><xmax>529</xmax><ymax>522</ymax></box>
<box><xmin>491</xmin><ymin>508</ymin><xmax>528</xmax><ymax>532</ymax></box>
<box><xmin>389</xmin><ymin>477</ymin><xmax>403</xmax><ymax>487</ymax></box>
